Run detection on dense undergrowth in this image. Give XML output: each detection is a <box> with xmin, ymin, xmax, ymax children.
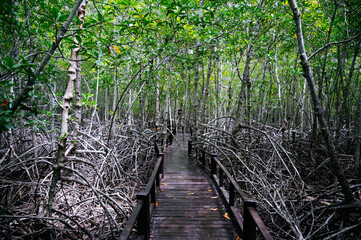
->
<box><xmin>0</xmin><ymin>122</ymin><xmax>160</xmax><ymax>239</ymax></box>
<box><xmin>194</xmin><ymin>119</ymin><xmax>361</xmax><ymax>239</ymax></box>
<box><xmin>1</xmin><ymin>118</ymin><xmax>361</xmax><ymax>239</ymax></box>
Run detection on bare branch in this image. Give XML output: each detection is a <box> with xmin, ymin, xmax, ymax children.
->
<box><xmin>308</xmin><ymin>32</ymin><xmax>361</xmax><ymax>61</ymax></box>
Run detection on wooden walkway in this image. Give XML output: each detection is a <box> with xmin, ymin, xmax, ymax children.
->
<box><xmin>150</xmin><ymin>136</ymin><xmax>238</xmax><ymax>240</ymax></box>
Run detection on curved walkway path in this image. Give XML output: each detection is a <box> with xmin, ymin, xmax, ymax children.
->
<box><xmin>150</xmin><ymin>135</ymin><xmax>238</xmax><ymax>240</ymax></box>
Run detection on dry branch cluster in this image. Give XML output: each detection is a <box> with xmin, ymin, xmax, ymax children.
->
<box><xmin>196</xmin><ymin>119</ymin><xmax>361</xmax><ymax>240</ymax></box>
<box><xmin>0</xmin><ymin>124</ymin><xmax>159</xmax><ymax>239</ymax></box>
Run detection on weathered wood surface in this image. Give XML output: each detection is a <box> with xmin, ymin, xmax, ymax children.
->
<box><xmin>150</xmin><ymin>135</ymin><xmax>238</xmax><ymax>240</ymax></box>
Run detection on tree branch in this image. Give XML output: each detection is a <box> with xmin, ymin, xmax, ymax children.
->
<box><xmin>308</xmin><ymin>31</ymin><xmax>361</xmax><ymax>61</ymax></box>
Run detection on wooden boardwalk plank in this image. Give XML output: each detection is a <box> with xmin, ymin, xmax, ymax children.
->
<box><xmin>150</xmin><ymin>135</ymin><xmax>238</xmax><ymax>240</ymax></box>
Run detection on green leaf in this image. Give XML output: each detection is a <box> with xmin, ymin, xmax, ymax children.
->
<box><xmin>88</xmin><ymin>18</ymin><xmax>97</xmax><ymax>24</ymax></box>
<box><xmin>5</xmin><ymin>57</ymin><xmax>14</xmax><ymax>68</ymax></box>
<box><xmin>24</xmin><ymin>68</ymin><xmax>36</xmax><ymax>78</ymax></box>
<box><xmin>51</xmin><ymin>7</ymin><xmax>58</xmax><ymax>20</ymax></box>
<box><xmin>75</xmin><ymin>35</ymin><xmax>82</xmax><ymax>44</ymax></box>
<box><xmin>97</xmin><ymin>12</ymin><xmax>104</xmax><ymax>22</ymax></box>
<box><xmin>0</xmin><ymin>80</ymin><xmax>10</xmax><ymax>86</ymax></box>
<box><xmin>58</xmin><ymin>14</ymin><xmax>68</xmax><ymax>22</ymax></box>
<box><xmin>12</xmin><ymin>63</ymin><xmax>22</xmax><ymax>69</ymax></box>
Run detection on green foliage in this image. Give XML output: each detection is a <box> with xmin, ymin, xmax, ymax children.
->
<box><xmin>0</xmin><ymin>0</ymin><xmax>359</xmax><ymax>133</ymax></box>
<box><xmin>80</xmin><ymin>93</ymin><xmax>98</xmax><ymax>110</ymax></box>
<box><xmin>0</xmin><ymin>110</ymin><xmax>14</xmax><ymax>132</ymax></box>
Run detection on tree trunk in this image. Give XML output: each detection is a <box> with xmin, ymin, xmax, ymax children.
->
<box><xmin>74</xmin><ymin>55</ymin><xmax>82</xmax><ymax>136</ymax></box>
<box><xmin>191</xmin><ymin>0</ymin><xmax>203</xmax><ymax>139</ymax></box>
<box><xmin>155</xmin><ymin>79</ymin><xmax>160</xmax><ymax>129</ymax></box>
<box><xmin>112</xmin><ymin>67</ymin><xmax>117</xmax><ymax>114</ymax></box>
<box><xmin>226</xmin><ymin>63</ymin><xmax>235</xmax><ymax>117</ymax></box>
<box><xmin>127</xmin><ymin>89</ymin><xmax>133</xmax><ymax>126</ymax></box>
<box><xmin>257</xmin><ymin>60</ymin><xmax>267</xmax><ymax>122</ymax></box>
<box><xmin>233</xmin><ymin>1</ymin><xmax>263</xmax><ymax>129</ymax></box>
<box><xmin>339</xmin><ymin>37</ymin><xmax>360</xmax><ymax>129</ymax></box>
<box><xmin>200</xmin><ymin>47</ymin><xmax>214</xmax><ymax>126</ymax></box>
<box><xmin>139</xmin><ymin>71</ymin><xmax>145</xmax><ymax>128</ymax></box>
<box><xmin>274</xmin><ymin>43</ymin><xmax>282</xmax><ymax>126</ymax></box>
<box><xmin>319</xmin><ymin>5</ymin><xmax>338</xmax><ymax>105</ymax></box>
<box><xmin>89</xmin><ymin>65</ymin><xmax>100</xmax><ymax>132</ymax></box>
<box><xmin>104</xmin><ymin>86</ymin><xmax>109</xmax><ymax>122</ymax></box>
<box><xmin>47</xmin><ymin>0</ymin><xmax>87</xmax><ymax>215</ymax></box>
<box><xmin>51</xmin><ymin>83</ymin><xmax>56</xmax><ymax>150</ymax></box>
<box><xmin>335</xmin><ymin>45</ymin><xmax>345</xmax><ymax>146</ymax></box>
<box><xmin>300</xmin><ymin>78</ymin><xmax>307</xmax><ymax>131</ymax></box>
<box><xmin>354</xmin><ymin>72</ymin><xmax>361</xmax><ymax>170</ymax></box>
<box><xmin>183</xmin><ymin>73</ymin><xmax>189</xmax><ymax>131</ymax></box>
<box><xmin>163</xmin><ymin>65</ymin><xmax>172</xmax><ymax>149</ymax></box>
<box><xmin>216</xmin><ymin>57</ymin><xmax>222</xmax><ymax>126</ymax></box>
<box><xmin>288</xmin><ymin>0</ymin><xmax>355</xmax><ymax>202</ymax></box>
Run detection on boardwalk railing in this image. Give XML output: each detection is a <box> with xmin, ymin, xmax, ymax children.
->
<box><xmin>189</xmin><ymin>140</ymin><xmax>273</xmax><ymax>240</ymax></box>
<box><xmin>120</xmin><ymin>141</ymin><xmax>164</xmax><ymax>240</ymax></box>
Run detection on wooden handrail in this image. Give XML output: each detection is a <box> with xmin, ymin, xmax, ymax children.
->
<box><xmin>245</xmin><ymin>202</ymin><xmax>274</xmax><ymax>240</ymax></box>
<box><xmin>211</xmin><ymin>155</ymin><xmax>251</xmax><ymax>201</ymax></box>
<box><xmin>191</xmin><ymin>143</ymin><xmax>274</xmax><ymax>240</ymax></box>
<box><xmin>154</xmin><ymin>140</ymin><xmax>161</xmax><ymax>156</ymax></box>
<box><xmin>120</xmin><ymin>150</ymin><xmax>165</xmax><ymax>240</ymax></box>
<box><xmin>120</xmin><ymin>199</ymin><xmax>143</xmax><ymax>239</ymax></box>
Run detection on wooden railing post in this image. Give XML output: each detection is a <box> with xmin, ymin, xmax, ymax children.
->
<box><xmin>154</xmin><ymin>140</ymin><xmax>159</xmax><ymax>156</ymax></box>
<box><xmin>151</xmin><ymin>183</ymin><xmax>156</xmax><ymax>204</ymax></box>
<box><xmin>156</xmin><ymin>169</ymin><xmax>160</xmax><ymax>186</ymax></box>
<box><xmin>201</xmin><ymin>150</ymin><xmax>205</xmax><ymax>166</ymax></box>
<box><xmin>211</xmin><ymin>153</ymin><xmax>217</xmax><ymax>175</ymax></box>
<box><xmin>229</xmin><ymin>184</ymin><xmax>235</xmax><ymax>206</ymax></box>
<box><xmin>169</xmin><ymin>134</ymin><xmax>173</xmax><ymax>145</ymax></box>
<box><xmin>219</xmin><ymin>170</ymin><xmax>224</xmax><ymax>187</ymax></box>
<box><xmin>196</xmin><ymin>147</ymin><xmax>199</xmax><ymax>162</ymax></box>
<box><xmin>159</xmin><ymin>153</ymin><xmax>164</xmax><ymax>178</ymax></box>
<box><xmin>137</xmin><ymin>192</ymin><xmax>150</xmax><ymax>239</ymax></box>
<box><xmin>244</xmin><ymin>199</ymin><xmax>257</xmax><ymax>240</ymax></box>
<box><xmin>188</xmin><ymin>140</ymin><xmax>192</xmax><ymax>156</ymax></box>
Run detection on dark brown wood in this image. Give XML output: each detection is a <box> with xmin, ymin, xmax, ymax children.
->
<box><xmin>156</xmin><ymin>171</ymin><xmax>160</xmax><ymax>187</ymax></box>
<box><xmin>201</xmin><ymin>149</ymin><xmax>206</xmax><ymax>166</ymax></box>
<box><xmin>151</xmin><ymin>136</ymin><xmax>237</xmax><ymax>240</ymax></box>
<box><xmin>244</xmin><ymin>199</ymin><xmax>257</xmax><ymax>240</ymax></box>
<box><xmin>137</xmin><ymin>192</ymin><xmax>150</xmax><ymax>239</ymax></box>
<box><xmin>229</xmin><ymin>183</ymin><xmax>235</xmax><ymax>206</ymax></box>
<box><xmin>212</xmin><ymin>155</ymin><xmax>250</xmax><ymax>200</ymax></box>
<box><xmin>188</xmin><ymin>140</ymin><xmax>192</xmax><ymax>156</ymax></box>
<box><xmin>159</xmin><ymin>153</ymin><xmax>164</xmax><ymax>178</ymax></box>
<box><xmin>211</xmin><ymin>154</ymin><xmax>216</xmax><ymax>175</ymax></box>
<box><xmin>120</xmin><ymin>200</ymin><xmax>143</xmax><ymax>240</ymax></box>
<box><xmin>151</xmin><ymin>183</ymin><xmax>156</xmax><ymax>204</ymax></box>
<box><xmin>145</xmin><ymin>155</ymin><xmax>164</xmax><ymax>193</ymax></box>
<box><xmin>120</xmin><ymin>142</ymin><xmax>165</xmax><ymax>240</ymax></box>
<box><xmin>247</xmin><ymin>205</ymin><xmax>274</xmax><ymax>240</ymax></box>
<box><xmin>219</xmin><ymin>170</ymin><xmax>224</xmax><ymax>187</ymax></box>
